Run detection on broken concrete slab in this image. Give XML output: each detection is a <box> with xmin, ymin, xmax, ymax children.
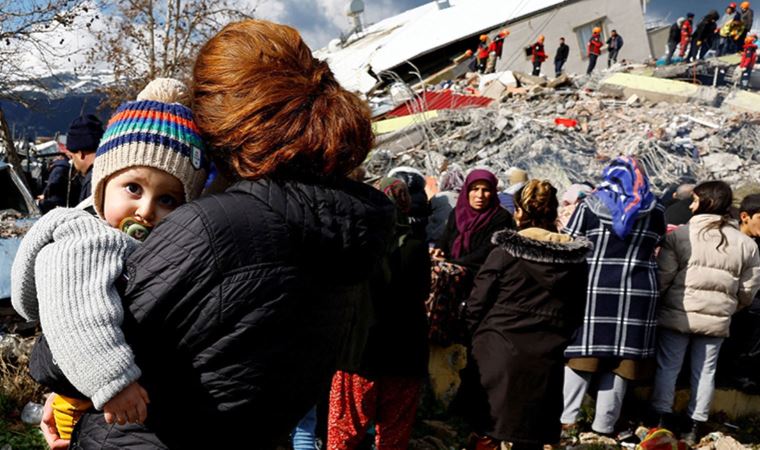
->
<box><xmin>497</xmin><ymin>71</ymin><xmax>517</xmax><ymax>87</ymax></box>
<box><xmin>546</xmin><ymin>73</ymin><xmax>571</xmax><ymax>89</ymax></box>
<box><xmin>373</xmin><ymin>111</ymin><xmax>439</xmax><ymax>135</ymax></box>
<box><xmin>481</xmin><ymin>80</ymin><xmax>506</xmax><ymax>100</ymax></box>
<box><xmin>600</xmin><ymin>73</ymin><xmax>720</xmax><ymax>106</ymax></box>
<box><xmin>512</xmin><ymin>71</ymin><xmax>547</xmax><ymax>87</ymax></box>
<box><xmin>722</xmin><ymin>90</ymin><xmax>760</xmax><ymax>114</ymax></box>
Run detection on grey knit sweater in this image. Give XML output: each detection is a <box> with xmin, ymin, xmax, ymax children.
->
<box><xmin>11</xmin><ymin>207</ymin><xmax>140</xmax><ymax>409</ymax></box>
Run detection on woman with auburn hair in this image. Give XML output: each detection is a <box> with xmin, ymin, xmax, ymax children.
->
<box><xmin>44</xmin><ymin>19</ymin><xmax>395</xmax><ymax>449</ymax></box>
<box><xmin>464</xmin><ymin>180</ymin><xmax>591</xmax><ymax>450</ymax></box>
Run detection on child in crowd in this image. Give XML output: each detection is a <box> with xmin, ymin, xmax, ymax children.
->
<box><xmin>652</xmin><ymin>181</ymin><xmax>760</xmax><ymax>444</ymax></box>
<box><xmin>11</xmin><ymin>78</ymin><xmax>207</xmax><ymax>439</ymax></box>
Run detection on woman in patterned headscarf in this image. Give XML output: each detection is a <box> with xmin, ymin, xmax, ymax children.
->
<box><xmin>560</xmin><ymin>157</ymin><xmax>666</xmax><ymax>437</ymax></box>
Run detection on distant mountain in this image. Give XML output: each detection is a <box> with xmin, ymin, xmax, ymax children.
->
<box><xmin>1</xmin><ymin>89</ymin><xmax>108</xmax><ymax>141</ymax></box>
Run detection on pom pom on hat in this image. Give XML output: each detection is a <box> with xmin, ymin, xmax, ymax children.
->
<box><xmin>136</xmin><ymin>78</ymin><xmax>191</xmax><ymax>105</ymax></box>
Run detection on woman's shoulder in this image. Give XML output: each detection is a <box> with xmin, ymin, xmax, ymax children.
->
<box><xmin>491</xmin><ymin>207</ymin><xmax>514</xmax><ymax>226</ymax></box>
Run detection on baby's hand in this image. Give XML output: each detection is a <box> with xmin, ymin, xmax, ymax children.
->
<box><xmin>102</xmin><ymin>382</ymin><xmax>150</xmax><ymax>425</ymax></box>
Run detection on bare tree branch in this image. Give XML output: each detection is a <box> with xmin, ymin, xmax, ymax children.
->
<box><xmin>88</xmin><ymin>0</ymin><xmax>257</xmax><ymax>109</ymax></box>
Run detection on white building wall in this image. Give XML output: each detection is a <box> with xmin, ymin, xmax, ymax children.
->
<box><xmin>492</xmin><ymin>0</ymin><xmax>651</xmax><ymax>76</ymax></box>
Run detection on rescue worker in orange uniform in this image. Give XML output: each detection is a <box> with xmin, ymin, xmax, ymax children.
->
<box><xmin>531</xmin><ymin>35</ymin><xmax>547</xmax><ymax>76</ymax></box>
<box><xmin>679</xmin><ymin>13</ymin><xmax>695</xmax><ymax>57</ymax></box>
<box><xmin>486</xmin><ymin>29</ymin><xmax>509</xmax><ymax>73</ymax></box>
<box><xmin>739</xmin><ymin>34</ymin><xmax>758</xmax><ymax>88</ymax></box>
<box><xmin>587</xmin><ymin>27</ymin><xmax>603</xmax><ymax>74</ymax></box>
<box><xmin>476</xmin><ymin>34</ymin><xmax>490</xmax><ymax>73</ymax></box>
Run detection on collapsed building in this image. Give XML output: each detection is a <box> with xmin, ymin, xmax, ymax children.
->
<box><xmin>314</xmin><ymin>0</ymin><xmax>760</xmax><ymax>196</ymax></box>
<box><xmin>316</xmin><ymin>0</ymin><xmax>653</xmax><ymax>95</ymax></box>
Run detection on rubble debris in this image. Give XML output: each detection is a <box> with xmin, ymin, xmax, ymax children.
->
<box><xmin>0</xmin><ymin>333</ymin><xmax>34</xmax><ymax>360</ymax></box>
<box><xmin>0</xmin><ymin>210</ymin><xmax>27</xmax><ymax>238</ymax></box>
<box><xmin>512</xmin><ymin>71</ymin><xmax>547</xmax><ymax>87</ymax></box>
<box><xmin>577</xmin><ymin>431</ymin><xmax>618</xmax><ymax>447</ymax></box>
<box><xmin>366</xmin><ymin>73</ymin><xmax>760</xmax><ymax>196</ymax></box>
<box><xmin>696</xmin><ymin>432</ymin><xmax>750</xmax><ymax>450</ymax></box>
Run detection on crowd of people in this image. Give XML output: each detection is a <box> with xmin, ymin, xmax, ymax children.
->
<box><xmin>665</xmin><ymin>3</ymin><xmax>758</xmax><ymax>87</ymax></box>
<box><xmin>464</xmin><ymin>2</ymin><xmax>758</xmax><ymax>87</ymax></box>
<box><xmin>469</xmin><ymin>27</ymin><xmax>624</xmax><ymax>77</ymax></box>
<box><xmin>9</xmin><ymin>16</ymin><xmax>760</xmax><ymax>450</ymax></box>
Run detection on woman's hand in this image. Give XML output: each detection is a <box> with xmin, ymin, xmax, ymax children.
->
<box><xmin>41</xmin><ymin>394</ymin><xmax>70</xmax><ymax>450</ymax></box>
<box><xmin>103</xmin><ymin>382</ymin><xmax>150</xmax><ymax>425</ymax></box>
<box><xmin>429</xmin><ymin>247</ymin><xmax>445</xmax><ymax>260</ymax></box>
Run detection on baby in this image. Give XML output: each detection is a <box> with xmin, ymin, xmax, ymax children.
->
<box><xmin>11</xmin><ymin>78</ymin><xmax>207</xmax><ymax>439</ymax></box>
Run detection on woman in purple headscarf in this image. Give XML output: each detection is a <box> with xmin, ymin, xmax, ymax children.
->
<box><xmin>427</xmin><ymin>169</ymin><xmax>514</xmax><ymax>439</ymax></box>
<box><xmin>432</xmin><ymin>169</ymin><xmax>514</xmax><ymax>270</ymax></box>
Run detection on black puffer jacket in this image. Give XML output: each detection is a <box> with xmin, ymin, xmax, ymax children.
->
<box><xmin>72</xmin><ymin>177</ymin><xmax>395</xmax><ymax>449</ymax></box>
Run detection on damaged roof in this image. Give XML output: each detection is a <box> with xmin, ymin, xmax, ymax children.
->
<box><xmin>314</xmin><ymin>0</ymin><xmax>566</xmax><ymax>94</ymax></box>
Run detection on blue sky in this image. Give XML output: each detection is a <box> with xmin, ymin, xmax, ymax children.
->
<box><xmin>647</xmin><ymin>0</ymin><xmax>739</xmax><ymax>25</ymax></box>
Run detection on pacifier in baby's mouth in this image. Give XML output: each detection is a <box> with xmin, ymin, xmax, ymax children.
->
<box><xmin>119</xmin><ymin>217</ymin><xmax>153</xmax><ymax>242</ymax></box>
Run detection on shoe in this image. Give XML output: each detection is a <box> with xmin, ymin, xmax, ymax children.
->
<box><xmin>680</xmin><ymin>420</ymin><xmax>705</xmax><ymax>447</ymax></box>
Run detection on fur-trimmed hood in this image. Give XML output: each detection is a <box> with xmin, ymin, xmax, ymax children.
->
<box><xmin>492</xmin><ymin>228</ymin><xmax>592</xmax><ymax>264</ymax></box>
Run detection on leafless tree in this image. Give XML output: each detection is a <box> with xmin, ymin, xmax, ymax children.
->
<box><xmin>86</xmin><ymin>0</ymin><xmax>256</xmax><ymax>108</ymax></box>
<box><xmin>0</xmin><ymin>0</ymin><xmax>87</xmax><ymax>188</ymax></box>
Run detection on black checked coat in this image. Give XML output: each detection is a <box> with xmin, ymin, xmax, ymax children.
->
<box><xmin>562</xmin><ymin>195</ymin><xmax>666</xmax><ymax>359</ymax></box>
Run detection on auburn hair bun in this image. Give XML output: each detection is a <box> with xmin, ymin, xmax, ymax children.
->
<box><xmin>192</xmin><ymin>19</ymin><xmax>373</xmax><ymax>181</ymax></box>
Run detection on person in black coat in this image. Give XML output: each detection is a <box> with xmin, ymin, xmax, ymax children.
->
<box><xmin>689</xmin><ymin>10</ymin><xmax>720</xmax><ymax>61</ymax></box>
<box><xmin>389</xmin><ymin>167</ymin><xmax>431</xmax><ymax>241</ymax></box>
<box><xmin>464</xmin><ymin>180</ymin><xmax>591</xmax><ymax>450</ymax></box>
<box><xmin>41</xmin><ymin>20</ymin><xmax>396</xmax><ymax>449</ymax></box>
<box><xmin>37</xmin><ymin>155</ymin><xmax>80</xmax><ymax>213</ymax></box>
<box><xmin>666</xmin><ymin>19</ymin><xmax>683</xmax><ymax>64</ymax></box>
<box><xmin>327</xmin><ymin>177</ymin><xmax>431</xmax><ymax>449</ymax></box>
<box><xmin>430</xmin><ymin>169</ymin><xmax>513</xmax><ymax>438</ymax></box>
<box><xmin>606</xmin><ymin>30</ymin><xmax>624</xmax><ymax>67</ymax></box>
<box><xmin>65</xmin><ymin>114</ymin><xmax>103</xmax><ymax>204</ymax></box>
<box><xmin>554</xmin><ymin>37</ymin><xmax>570</xmax><ymax>77</ymax></box>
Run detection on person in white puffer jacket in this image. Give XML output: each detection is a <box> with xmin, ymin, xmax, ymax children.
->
<box><xmin>651</xmin><ymin>180</ymin><xmax>760</xmax><ymax>443</ymax></box>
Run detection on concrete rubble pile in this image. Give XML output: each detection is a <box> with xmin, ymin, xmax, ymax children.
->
<box><xmin>367</xmin><ymin>70</ymin><xmax>760</xmax><ymax>194</ymax></box>
<box><xmin>0</xmin><ymin>211</ymin><xmax>26</xmax><ymax>238</ymax></box>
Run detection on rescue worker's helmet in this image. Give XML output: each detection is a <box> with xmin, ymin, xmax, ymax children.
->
<box><xmin>730</xmin><ymin>2</ymin><xmax>738</xmax><ymax>7</ymax></box>
<box><xmin>480</xmin><ymin>34</ymin><xmax>488</xmax><ymax>42</ymax></box>
<box><xmin>499</xmin><ymin>29</ymin><xmax>510</xmax><ymax>38</ymax></box>
<box><xmin>538</xmin><ymin>35</ymin><xmax>545</xmax><ymax>43</ymax></box>
<box><xmin>741</xmin><ymin>2</ymin><xmax>751</xmax><ymax>9</ymax></box>
<box><xmin>465</xmin><ymin>49</ymin><xmax>473</xmax><ymax>57</ymax></box>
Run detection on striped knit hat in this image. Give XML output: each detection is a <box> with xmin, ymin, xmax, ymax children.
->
<box><xmin>92</xmin><ymin>78</ymin><xmax>207</xmax><ymax>218</ymax></box>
